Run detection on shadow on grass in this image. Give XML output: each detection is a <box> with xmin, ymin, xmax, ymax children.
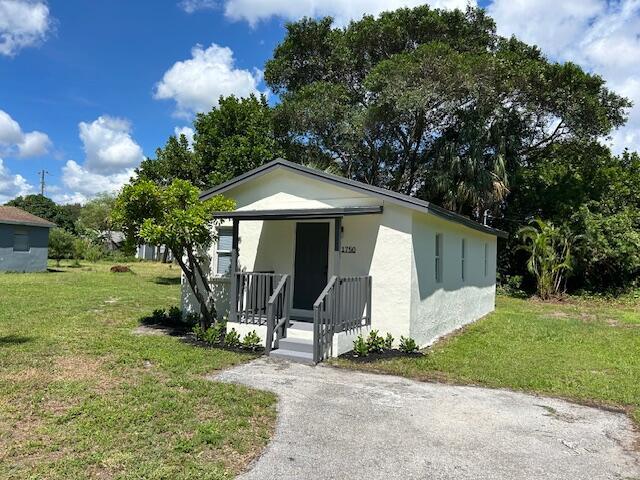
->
<box><xmin>46</xmin><ymin>268</ymin><xmax>66</xmax><ymax>273</ymax></box>
<box><xmin>0</xmin><ymin>335</ymin><xmax>33</xmax><ymax>346</ymax></box>
<box><xmin>153</xmin><ymin>276</ymin><xmax>181</xmax><ymax>285</ymax></box>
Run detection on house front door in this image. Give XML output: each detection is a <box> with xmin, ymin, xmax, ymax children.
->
<box><xmin>293</xmin><ymin>222</ymin><xmax>329</xmax><ymax>315</ymax></box>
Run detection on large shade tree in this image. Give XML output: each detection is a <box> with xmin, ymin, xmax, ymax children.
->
<box><xmin>265</xmin><ymin>6</ymin><xmax>629</xmax><ymax>218</ymax></box>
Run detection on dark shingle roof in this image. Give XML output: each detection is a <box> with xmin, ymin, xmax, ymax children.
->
<box><xmin>0</xmin><ymin>206</ymin><xmax>57</xmax><ymax>228</ymax></box>
<box><xmin>200</xmin><ymin>158</ymin><xmax>508</xmax><ymax>238</ymax></box>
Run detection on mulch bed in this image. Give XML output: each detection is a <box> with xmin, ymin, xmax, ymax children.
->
<box><xmin>339</xmin><ymin>349</ymin><xmax>424</xmax><ymax>363</ymax></box>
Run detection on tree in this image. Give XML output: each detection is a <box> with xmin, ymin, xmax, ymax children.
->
<box><xmin>265</xmin><ymin>6</ymin><xmax>629</xmax><ymax>217</ymax></box>
<box><xmin>113</xmin><ymin>180</ymin><xmax>235</xmax><ymax>328</ymax></box>
<box><xmin>48</xmin><ymin>228</ymin><xmax>76</xmax><ymax>267</ymax></box>
<box><xmin>517</xmin><ymin>219</ymin><xmax>577</xmax><ymax>299</ymax></box>
<box><xmin>76</xmin><ymin>193</ymin><xmax>116</xmax><ymax>243</ymax></box>
<box><xmin>137</xmin><ymin>94</ymin><xmax>283</xmax><ymax>190</ymax></box>
<box><xmin>6</xmin><ymin>195</ymin><xmax>77</xmax><ymax>232</ymax></box>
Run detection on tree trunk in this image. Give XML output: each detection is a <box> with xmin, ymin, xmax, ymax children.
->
<box><xmin>174</xmin><ymin>251</ymin><xmax>215</xmax><ymax>329</ymax></box>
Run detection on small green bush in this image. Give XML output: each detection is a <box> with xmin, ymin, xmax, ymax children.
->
<box><xmin>224</xmin><ymin>328</ymin><xmax>241</xmax><ymax>348</ymax></box>
<box><xmin>353</xmin><ymin>335</ymin><xmax>369</xmax><ymax>357</ymax></box>
<box><xmin>151</xmin><ymin>308</ymin><xmax>166</xmax><ymax>323</ymax></box>
<box><xmin>241</xmin><ymin>330</ymin><xmax>262</xmax><ymax>351</ymax></box>
<box><xmin>399</xmin><ymin>336</ymin><xmax>418</xmax><ymax>353</ymax></box>
<box><xmin>383</xmin><ymin>333</ymin><xmax>394</xmax><ymax>350</ymax></box>
<box><xmin>167</xmin><ymin>306</ymin><xmax>182</xmax><ymax>325</ymax></box>
<box><xmin>366</xmin><ymin>330</ymin><xmax>385</xmax><ymax>353</ymax></box>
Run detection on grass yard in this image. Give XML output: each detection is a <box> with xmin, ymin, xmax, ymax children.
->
<box><xmin>0</xmin><ymin>261</ymin><xmax>276</xmax><ymax>480</ymax></box>
<box><xmin>333</xmin><ymin>294</ymin><xmax>640</xmax><ymax>426</ymax></box>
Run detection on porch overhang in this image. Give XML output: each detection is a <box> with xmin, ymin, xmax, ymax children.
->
<box><xmin>211</xmin><ymin>205</ymin><xmax>383</xmax><ymax>220</ymax></box>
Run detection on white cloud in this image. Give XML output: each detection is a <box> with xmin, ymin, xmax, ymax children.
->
<box><xmin>61</xmin><ymin>160</ymin><xmax>134</xmax><ymax>203</ymax></box>
<box><xmin>78</xmin><ymin>115</ymin><xmax>144</xmax><ymax>174</ymax></box>
<box><xmin>223</xmin><ymin>0</ymin><xmax>472</xmax><ymax>26</ymax></box>
<box><xmin>174</xmin><ymin>125</ymin><xmax>195</xmax><ymax>148</ymax></box>
<box><xmin>488</xmin><ymin>0</ymin><xmax>640</xmax><ymax>153</ymax></box>
<box><xmin>59</xmin><ymin>115</ymin><xmax>144</xmax><ymax>203</ymax></box>
<box><xmin>0</xmin><ymin>0</ymin><xmax>52</xmax><ymax>56</ymax></box>
<box><xmin>0</xmin><ymin>109</ymin><xmax>52</xmax><ymax>157</ymax></box>
<box><xmin>154</xmin><ymin>43</ymin><xmax>263</xmax><ymax>118</ymax></box>
<box><xmin>17</xmin><ymin>130</ymin><xmax>51</xmax><ymax>157</ymax></box>
<box><xmin>178</xmin><ymin>0</ymin><xmax>216</xmax><ymax>13</ymax></box>
<box><xmin>0</xmin><ymin>158</ymin><xmax>33</xmax><ymax>203</ymax></box>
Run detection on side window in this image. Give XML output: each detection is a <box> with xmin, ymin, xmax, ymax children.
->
<box><xmin>461</xmin><ymin>238</ymin><xmax>466</xmax><ymax>281</ymax></box>
<box><xmin>216</xmin><ymin>227</ymin><xmax>233</xmax><ymax>276</ymax></box>
<box><xmin>435</xmin><ymin>233</ymin><xmax>443</xmax><ymax>283</ymax></box>
<box><xmin>484</xmin><ymin>242</ymin><xmax>488</xmax><ymax>277</ymax></box>
<box><xmin>13</xmin><ymin>228</ymin><xmax>29</xmax><ymax>252</ymax></box>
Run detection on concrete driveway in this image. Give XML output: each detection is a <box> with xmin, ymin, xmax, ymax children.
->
<box><xmin>214</xmin><ymin>358</ymin><xmax>639</xmax><ymax>480</ymax></box>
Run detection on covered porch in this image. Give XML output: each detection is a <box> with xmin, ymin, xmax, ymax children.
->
<box><xmin>213</xmin><ymin>206</ymin><xmax>381</xmax><ymax>363</ymax></box>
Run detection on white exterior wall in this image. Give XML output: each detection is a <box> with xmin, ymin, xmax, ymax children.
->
<box><xmin>182</xmin><ymin>167</ymin><xmax>498</xmax><ymax>355</ymax></box>
<box><xmin>409</xmin><ymin>213</ymin><xmax>497</xmax><ymax>347</ymax></box>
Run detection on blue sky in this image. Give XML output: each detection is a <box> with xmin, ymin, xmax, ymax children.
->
<box><xmin>0</xmin><ymin>0</ymin><xmax>639</xmax><ymax>204</ymax></box>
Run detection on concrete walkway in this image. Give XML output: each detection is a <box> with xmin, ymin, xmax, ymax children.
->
<box><xmin>214</xmin><ymin>358</ymin><xmax>639</xmax><ymax>480</ymax></box>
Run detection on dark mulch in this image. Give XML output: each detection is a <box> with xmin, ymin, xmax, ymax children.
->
<box><xmin>181</xmin><ymin>334</ymin><xmax>264</xmax><ymax>355</ymax></box>
<box><xmin>111</xmin><ymin>265</ymin><xmax>132</xmax><ymax>273</ymax></box>
<box><xmin>339</xmin><ymin>349</ymin><xmax>424</xmax><ymax>363</ymax></box>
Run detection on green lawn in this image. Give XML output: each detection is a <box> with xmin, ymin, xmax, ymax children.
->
<box><xmin>333</xmin><ymin>294</ymin><xmax>640</xmax><ymax>425</ymax></box>
<box><xmin>0</xmin><ymin>261</ymin><xmax>275</xmax><ymax>480</ymax></box>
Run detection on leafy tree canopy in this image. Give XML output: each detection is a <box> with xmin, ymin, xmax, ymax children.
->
<box><xmin>113</xmin><ymin>179</ymin><xmax>235</xmax><ymax>327</ymax></box>
<box><xmin>265</xmin><ymin>6</ymin><xmax>630</xmax><ymax>217</ymax></box>
<box><xmin>137</xmin><ymin>94</ymin><xmax>283</xmax><ymax>189</ymax></box>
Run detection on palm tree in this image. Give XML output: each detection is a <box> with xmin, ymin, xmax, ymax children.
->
<box><xmin>517</xmin><ymin>218</ymin><xmax>576</xmax><ymax>299</ymax></box>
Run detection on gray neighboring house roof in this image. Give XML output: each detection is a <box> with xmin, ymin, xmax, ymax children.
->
<box><xmin>200</xmin><ymin>158</ymin><xmax>508</xmax><ymax>238</ymax></box>
<box><xmin>0</xmin><ymin>206</ymin><xmax>56</xmax><ymax>228</ymax></box>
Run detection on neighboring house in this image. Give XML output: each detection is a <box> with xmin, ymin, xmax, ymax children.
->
<box><xmin>182</xmin><ymin>159</ymin><xmax>507</xmax><ymax>363</ymax></box>
<box><xmin>136</xmin><ymin>243</ymin><xmax>173</xmax><ymax>262</ymax></box>
<box><xmin>0</xmin><ymin>206</ymin><xmax>56</xmax><ymax>272</ymax></box>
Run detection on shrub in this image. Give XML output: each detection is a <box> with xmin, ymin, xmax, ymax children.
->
<box><xmin>353</xmin><ymin>335</ymin><xmax>369</xmax><ymax>357</ymax></box>
<box><xmin>241</xmin><ymin>330</ymin><xmax>262</xmax><ymax>351</ymax></box>
<box><xmin>49</xmin><ymin>228</ymin><xmax>75</xmax><ymax>266</ymax></box>
<box><xmin>84</xmin><ymin>243</ymin><xmax>104</xmax><ymax>263</ymax></box>
<box><xmin>383</xmin><ymin>333</ymin><xmax>394</xmax><ymax>350</ymax></box>
<box><xmin>224</xmin><ymin>328</ymin><xmax>241</xmax><ymax>348</ymax></box>
<box><xmin>167</xmin><ymin>306</ymin><xmax>182</xmax><ymax>325</ymax></box>
<box><xmin>366</xmin><ymin>330</ymin><xmax>385</xmax><ymax>353</ymax></box>
<box><xmin>192</xmin><ymin>324</ymin><xmax>206</xmax><ymax>341</ymax></box>
<box><xmin>399</xmin><ymin>336</ymin><xmax>418</xmax><ymax>353</ymax></box>
<box><xmin>151</xmin><ymin>308</ymin><xmax>166</xmax><ymax>323</ymax></box>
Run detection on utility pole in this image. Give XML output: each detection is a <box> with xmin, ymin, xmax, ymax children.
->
<box><xmin>38</xmin><ymin>170</ymin><xmax>50</xmax><ymax>196</ymax></box>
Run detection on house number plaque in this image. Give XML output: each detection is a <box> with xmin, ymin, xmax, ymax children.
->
<box><xmin>340</xmin><ymin>246</ymin><xmax>356</xmax><ymax>253</ymax></box>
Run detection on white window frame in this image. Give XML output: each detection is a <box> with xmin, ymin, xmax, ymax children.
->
<box><xmin>461</xmin><ymin>238</ymin><xmax>466</xmax><ymax>282</ymax></box>
<box><xmin>435</xmin><ymin>233</ymin><xmax>443</xmax><ymax>283</ymax></box>
<box><xmin>215</xmin><ymin>226</ymin><xmax>233</xmax><ymax>277</ymax></box>
<box><xmin>13</xmin><ymin>228</ymin><xmax>29</xmax><ymax>252</ymax></box>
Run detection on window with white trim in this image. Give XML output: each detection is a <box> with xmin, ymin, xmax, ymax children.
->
<box><xmin>484</xmin><ymin>242</ymin><xmax>488</xmax><ymax>277</ymax></box>
<box><xmin>435</xmin><ymin>233</ymin><xmax>443</xmax><ymax>283</ymax></box>
<box><xmin>461</xmin><ymin>238</ymin><xmax>466</xmax><ymax>281</ymax></box>
<box><xmin>13</xmin><ymin>228</ymin><xmax>29</xmax><ymax>252</ymax></box>
<box><xmin>215</xmin><ymin>227</ymin><xmax>233</xmax><ymax>276</ymax></box>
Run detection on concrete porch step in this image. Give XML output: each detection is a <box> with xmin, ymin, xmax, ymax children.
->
<box><xmin>278</xmin><ymin>337</ymin><xmax>313</xmax><ymax>353</ymax></box>
<box><xmin>270</xmin><ymin>348</ymin><xmax>314</xmax><ymax>364</ymax></box>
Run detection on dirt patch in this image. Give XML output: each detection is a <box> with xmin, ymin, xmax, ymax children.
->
<box><xmin>548</xmin><ymin>311</ymin><xmax>570</xmax><ymax>318</ymax></box>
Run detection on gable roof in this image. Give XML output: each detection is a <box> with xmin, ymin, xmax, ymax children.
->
<box><xmin>200</xmin><ymin>158</ymin><xmax>507</xmax><ymax>238</ymax></box>
<box><xmin>0</xmin><ymin>206</ymin><xmax>57</xmax><ymax>228</ymax></box>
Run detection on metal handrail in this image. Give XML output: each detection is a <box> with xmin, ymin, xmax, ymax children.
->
<box><xmin>313</xmin><ymin>275</ymin><xmax>371</xmax><ymax>363</ymax></box>
<box><xmin>265</xmin><ymin>274</ymin><xmax>290</xmax><ymax>354</ymax></box>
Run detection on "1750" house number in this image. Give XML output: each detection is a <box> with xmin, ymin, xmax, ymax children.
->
<box><xmin>340</xmin><ymin>246</ymin><xmax>356</xmax><ymax>254</ymax></box>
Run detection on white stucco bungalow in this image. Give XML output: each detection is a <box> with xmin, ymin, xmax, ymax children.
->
<box><xmin>183</xmin><ymin>159</ymin><xmax>507</xmax><ymax>363</ymax></box>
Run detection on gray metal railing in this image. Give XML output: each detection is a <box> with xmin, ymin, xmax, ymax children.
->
<box><xmin>313</xmin><ymin>275</ymin><xmax>372</xmax><ymax>363</ymax></box>
<box><xmin>265</xmin><ymin>275</ymin><xmax>291</xmax><ymax>354</ymax></box>
<box><xmin>234</xmin><ymin>272</ymin><xmax>284</xmax><ymax>325</ymax></box>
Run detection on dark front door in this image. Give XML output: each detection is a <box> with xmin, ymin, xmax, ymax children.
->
<box><xmin>293</xmin><ymin>222</ymin><xmax>329</xmax><ymax>311</ymax></box>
